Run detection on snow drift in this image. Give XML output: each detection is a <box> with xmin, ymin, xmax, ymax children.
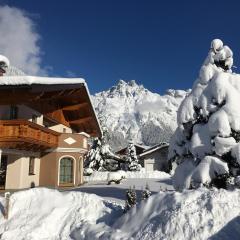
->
<box><xmin>169</xmin><ymin>39</ymin><xmax>240</xmax><ymax>190</ymax></box>
<box><xmin>1</xmin><ymin>188</ymin><xmax>240</xmax><ymax>239</ymax></box>
<box><xmin>0</xmin><ymin>188</ymin><xmax>122</xmax><ymax>240</ymax></box>
<box><xmin>107</xmin><ymin>187</ymin><xmax>240</xmax><ymax>240</ymax></box>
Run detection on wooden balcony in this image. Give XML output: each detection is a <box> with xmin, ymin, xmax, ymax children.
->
<box><xmin>0</xmin><ymin>120</ymin><xmax>60</xmax><ymax>151</ymax></box>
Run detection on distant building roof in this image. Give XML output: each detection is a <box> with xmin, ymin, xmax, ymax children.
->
<box><xmin>116</xmin><ymin>143</ymin><xmax>147</xmax><ymax>155</ymax></box>
<box><xmin>139</xmin><ymin>142</ymin><xmax>169</xmax><ymax>158</ymax></box>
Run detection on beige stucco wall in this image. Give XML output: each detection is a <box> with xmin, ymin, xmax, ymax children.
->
<box><xmin>49</xmin><ymin>124</ymin><xmax>73</xmax><ymax>133</ymax></box>
<box><xmin>5</xmin><ymin>153</ymin><xmax>40</xmax><ymax>189</ymax></box>
<box><xmin>19</xmin><ymin>156</ymin><xmax>40</xmax><ymax>188</ymax></box>
<box><xmin>39</xmin><ymin>151</ymin><xmax>85</xmax><ymax>188</ymax></box>
<box><xmin>5</xmin><ymin>154</ymin><xmax>22</xmax><ymax>189</ymax></box>
<box><xmin>39</xmin><ymin>133</ymin><xmax>88</xmax><ymax>187</ymax></box>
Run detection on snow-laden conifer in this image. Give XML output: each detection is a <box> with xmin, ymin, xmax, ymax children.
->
<box><xmin>141</xmin><ymin>183</ymin><xmax>151</xmax><ymax>200</ymax></box>
<box><xmin>84</xmin><ymin>115</ymin><xmax>122</xmax><ymax>173</ymax></box>
<box><xmin>124</xmin><ymin>186</ymin><xmax>137</xmax><ymax>212</ymax></box>
<box><xmin>126</xmin><ymin>141</ymin><xmax>141</xmax><ymax>171</ymax></box>
<box><xmin>169</xmin><ymin>39</ymin><xmax>240</xmax><ymax>190</ymax></box>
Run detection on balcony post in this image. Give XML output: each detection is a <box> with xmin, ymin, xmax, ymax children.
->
<box><xmin>0</xmin><ymin>149</ymin><xmax>2</xmax><ymax>166</ymax></box>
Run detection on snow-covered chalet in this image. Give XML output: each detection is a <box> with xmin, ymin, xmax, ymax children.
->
<box><xmin>0</xmin><ymin>56</ymin><xmax>101</xmax><ymax>190</ymax></box>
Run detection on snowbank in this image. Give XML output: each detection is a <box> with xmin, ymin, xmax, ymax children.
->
<box><xmin>0</xmin><ymin>188</ymin><xmax>121</xmax><ymax>240</ymax></box>
<box><xmin>0</xmin><ymin>188</ymin><xmax>240</xmax><ymax>239</ymax></box>
<box><xmin>105</xmin><ymin>188</ymin><xmax>240</xmax><ymax>240</ymax></box>
<box><xmin>84</xmin><ymin>169</ymin><xmax>171</xmax><ymax>182</ymax></box>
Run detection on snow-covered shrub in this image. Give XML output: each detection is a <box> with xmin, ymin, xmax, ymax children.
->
<box><xmin>126</xmin><ymin>141</ymin><xmax>141</xmax><ymax>171</ymax></box>
<box><xmin>141</xmin><ymin>183</ymin><xmax>151</xmax><ymax>200</ymax></box>
<box><xmin>169</xmin><ymin>39</ymin><xmax>240</xmax><ymax>190</ymax></box>
<box><xmin>124</xmin><ymin>186</ymin><xmax>137</xmax><ymax>213</ymax></box>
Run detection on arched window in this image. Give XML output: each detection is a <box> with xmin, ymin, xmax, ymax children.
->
<box><xmin>59</xmin><ymin>157</ymin><xmax>74</xmax><ymax>184</ymax></box>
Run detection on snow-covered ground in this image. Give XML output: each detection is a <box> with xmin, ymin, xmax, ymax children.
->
<box><xmin>1</xmin><ymin>187</ymin><xmax>240</xmax><ymax>239</ymax></box>
<box><xmin>74</xmin><ymin>177</ymin><xmax>173</xmax><ymax>203</ymax></box>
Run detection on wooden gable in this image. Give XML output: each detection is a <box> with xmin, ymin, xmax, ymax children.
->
<box><xmin>0</xmin><ymin>83</ymin><xmax>101</xmax><ymax>137</ymax></box>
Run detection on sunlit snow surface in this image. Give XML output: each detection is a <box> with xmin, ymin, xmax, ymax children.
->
<box><xmin>0</xmin><ymin>187</ymin><xmax>240</xmax><ymax>239</ymax></box>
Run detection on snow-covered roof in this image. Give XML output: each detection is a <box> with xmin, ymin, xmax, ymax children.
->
<box><xmin>0</xmin><ymin>74</ymin><xmax>102</xmax><ymax>137</ymax></box>
<box><xmin>133</xmin><ymin>143</ymin><xmax>148</xmax><ymax>149</ymax></box>
<box><xmin>0</xmin><ymin>75</ymin><xmax>85</xmax><ymax>86</ymax></box>
<box><xmin>78</xmin><ymin>132</ymin><xmax>90</xmax><ymax>138</ymax></box>
<box><xmin>116</xmin><ymin>143</ymin><xmax>147</xmax><ymax>154</ymax></box>
<box><xmin>5</xmin><ymin>65</ymin><xmax>25</xmax><ymax>76</ymax></box>
<box><xmin>139</xmin><ymin>142</ymin><xmax>169</xmax><ymax>157</ymax></box>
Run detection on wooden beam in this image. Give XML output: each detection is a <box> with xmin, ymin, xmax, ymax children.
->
<box><xmin>33</xmin><ymin>92</ymin><xmax>45</xmax><ymax>101</ymax></box>
<box><xmin>62</xmin><ymin>102</ymin><xmax>88</xmax><ymax>111</ymax></box>
<box><xmin>69</xmin><ymin>116</ymin><xmax>92</xmax><ymax>124</ymax></box>
<box><xmin>57</xmin><ymin>90</ymin><xmax>66</xmax><ymax>96</ymax></box>
<box><xmin>46</xmin><ymin>110</ymin><xmax>70</xmax><ymax>128</ymax></box>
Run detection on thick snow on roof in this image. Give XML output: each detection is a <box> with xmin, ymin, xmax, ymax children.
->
<box><xmin>0</xmin><ymin>75</ymin><xmax>85</xmax><ymax>86</ymax></box>
<box><xmin>5</xmin><ymin>65</ymin><xmax>26</xmax><ymax>76</ymax></box>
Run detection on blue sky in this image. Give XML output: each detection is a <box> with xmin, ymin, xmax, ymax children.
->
<box><xmin>1</xmin><ymin>0</ymin><xmax>240</xmax><ymax>94</ymax></box>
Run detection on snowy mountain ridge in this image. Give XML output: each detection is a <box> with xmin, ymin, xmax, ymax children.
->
<box><xmin>92</xmin><ymin>80</ymin><xmax>189</xmax><ymax>150</ymax></box>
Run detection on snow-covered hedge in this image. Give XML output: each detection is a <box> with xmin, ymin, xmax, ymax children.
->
<box><xmin>169</xmin><ymin>39</ymin><xmax>240</xmax><ymax>190</ymax></box>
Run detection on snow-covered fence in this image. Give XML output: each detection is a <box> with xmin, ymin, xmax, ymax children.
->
<box><xmin>84</xmin><ymin>169</ymin><xmax>171</xmax><ymax>182</ymax></box>
<box><xmin>4</xmin><ymin>192</ymin><xmax>10</xmax><ymax>219</ymax></box>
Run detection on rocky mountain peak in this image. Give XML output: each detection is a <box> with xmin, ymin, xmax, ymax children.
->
<box><xmin>92</xmin><ymin>80</ymin><xmax>188</xmax><ymax>151</ymax></box>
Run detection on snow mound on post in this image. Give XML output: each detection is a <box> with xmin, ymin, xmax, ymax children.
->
<box><xmin>169</xmin><ymin>39</ymin><xmax>240</xmax><ymax>189</ymax></box>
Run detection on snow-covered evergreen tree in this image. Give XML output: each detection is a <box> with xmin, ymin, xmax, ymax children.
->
<box><xmin>141</xmin><ymin>183</ymin><xmax>151</xmax><ymax>200</ymax></box>
<box><xmin>124</xmin><ymin>186</ymin><xmax>137</xmax><ymax>212</ymax></box>
<box><xmin>84</xmin><ymin>138</ymin><xmax>104</xmax><ymax>173</ymax></box>
<box><xmin>126</xmin><ymin>141</ymin><xmax>141</xmax><ymax>171</ymax></box>
<box><xmin>84</xmin><ymin>115</ymin><xmax>123</xmax><ymax>173</ymax></box>
<box><xmin>169</xmin><ymin>39</ymin><xmax>240</xmax><ymax>190</ymax></box>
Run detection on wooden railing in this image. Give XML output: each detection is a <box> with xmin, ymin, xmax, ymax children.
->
<box><xmin>0</xmin><ymin>119</ymin><xmax>60</xmax><ymax>150</ymax></box>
